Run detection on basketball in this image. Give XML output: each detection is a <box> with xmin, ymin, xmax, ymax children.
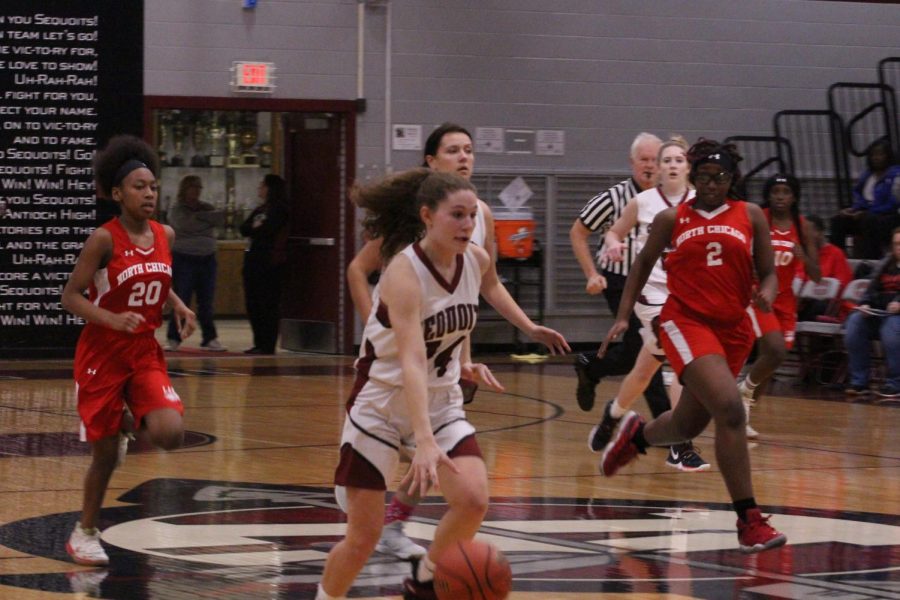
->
<box><xmin>433</xmin><ymin>539</ymin><xmax>512</xmax><ymax>600</ymax></box>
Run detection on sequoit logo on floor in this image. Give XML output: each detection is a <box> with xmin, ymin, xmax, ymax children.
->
<box><xmin>0</xmin><ymin>480</ymin><xmax>897</xmax><ymax>598</ymax></box>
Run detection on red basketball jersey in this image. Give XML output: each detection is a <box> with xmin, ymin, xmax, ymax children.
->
<box><xmin>665</xmin><ymin>198</ymin><xmax>754</xmax><ymax>325</ymax></box>
<box><xmin>84</xmin><ymin>218</ymin><xmax>172</xmax><ymax>335</ymax></box>
<box><xmin>764</xmin><ymin>208</ymin><xmax>802</xmax><ymax>317</ymax></box>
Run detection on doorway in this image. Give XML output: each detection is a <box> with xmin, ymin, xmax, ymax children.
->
<box><xmin>280</xmin><ymin>112</ymin><xmax>355</xmax><ymax>354</ymax></box>
<box><xmin>143</xmin><ymin>96</ymin><xmax>357</xmax><ymax>355</ymax></box>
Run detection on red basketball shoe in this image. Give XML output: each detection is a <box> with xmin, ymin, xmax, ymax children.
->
<box><xmin>599</xmin><ymin>411</ymin><xmax>645</xmax><ymax>477</ymax></box>
<box><xmin>737</xmin><ymin>508</ymin><xmax>787</xmax><ymax>553</ymax></box>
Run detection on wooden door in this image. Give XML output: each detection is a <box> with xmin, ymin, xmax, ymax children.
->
<box><xmin>280</xmin><ymin>113</ymin><xmax>354</xmax><ymax>354</ymax></box>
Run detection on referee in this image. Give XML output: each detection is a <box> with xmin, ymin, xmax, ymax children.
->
<box><xmin>569</xmin><ymin>132</ymin><xmax>669</xmax><ymax>418</ymax></box>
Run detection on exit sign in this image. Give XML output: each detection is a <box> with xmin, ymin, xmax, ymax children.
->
<box><xmin>231</xmin><ymin>61</ymin><xmax>275</xmax><ymax>93</ymax></box>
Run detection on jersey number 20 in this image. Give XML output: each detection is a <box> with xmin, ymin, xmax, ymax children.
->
<box><xmin>128</xmin><ymin>281</ymin><xmax>163</xmax><ymax>306</ymax></box>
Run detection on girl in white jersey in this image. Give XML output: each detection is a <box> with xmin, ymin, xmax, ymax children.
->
<box><xmin>317</xmin><ymin>169</ymin><xmax>568</xmax><ymax>600</ymax></box>
<box><xmin>587</xmin><ymin>138</ymin><xmax>709</xmax><ymax>472</ymax></box>
<box><xmin>345</xmin><ymin>123</ymin><xmax>501</xmax><ymax>560</ymax></box>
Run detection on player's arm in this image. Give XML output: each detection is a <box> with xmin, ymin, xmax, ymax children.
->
<box><xmin>600</xmin><ymin>208</ymin><xmax>674</xmax><ymax>356</ymax></box>
<box><xmin>161</xmin><ymin>223</ymin><xmax>197</xmax><ymax>338</ymax></box>
<box><xmin>478</xmin><ymin>199</ymin><xmax>498</xmax><ymax>263</ymax></box>
<box><xmin>569</xmin><ymin>219</ymin><xmax>606</xmax><ymax>295</ymax></box>
<box><xmin>476</xmin><ymin>246</ymin><xmax>570</xmax><ymax>355</ymax></box>
<box><xmin>380</xmin><ymin>255</ymin><xmax>458</xmax><ymax>496</ymax></box>
<box><xmin>603</xmin><ymin>197</ymin><xmax>639</xmax><ymax>263</ymax></box>
<box><xmin>347</xmin><ymin>237</ymin><xmax>384</xmax><ymax>322</ymax></box>
<box><xmin>61</xmin><ymin>228</ymin><xmax>146</xmax><ymax>332</ymax></box>
<box><xmin>748</xmin><ymin>203</ymin><xmax>777</xmax><ymax>311</ymax></box>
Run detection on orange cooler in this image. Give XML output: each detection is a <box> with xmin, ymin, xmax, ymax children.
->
<box><xmin>494</xmin><ymin>210</ymin><xmax>536</xmax><ymax>258</ymax></box>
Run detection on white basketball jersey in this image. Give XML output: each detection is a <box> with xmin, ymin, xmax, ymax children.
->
<box><xmin>357</xmin><ymin>242</ymin><xmax>481</xmax><ymax>388</ymax></box>
<box><xmin>634</xmin><ymin>186</ymin><xmax>694</xmax><ymax>304</ymax></box>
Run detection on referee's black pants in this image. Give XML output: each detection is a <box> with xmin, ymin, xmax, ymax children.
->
<box><xmin>578</xmin><ymin>271</ymin><xmax>670</xmax><ymax>418</ymax></box>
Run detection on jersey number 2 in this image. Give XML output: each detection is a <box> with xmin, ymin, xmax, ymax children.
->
<box><xmin>128</xmin><ymin>281</ymin><xmax>163</xmax><ymax>307</ymax></box>
<box><xmin>706</xmin><ymin>242</ymin><xmax>723</xmax><ymax>266</ymax></box>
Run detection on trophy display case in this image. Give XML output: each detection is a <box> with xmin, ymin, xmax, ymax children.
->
<box><xmin>152</xmin><ymin>109</ymin><xmax>280</xmax><ymax>240</ymax></box>
<box><xmin>151</xmin><ymin>108</ymin><xmax>282</xmax><ymax>315</ymax></box>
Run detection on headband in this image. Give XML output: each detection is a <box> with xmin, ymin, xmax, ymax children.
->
<box><xmin>693</xmin><ymin>151</ymin><xmax>736</xmax><ymax>173</ymax></box>
<box><xmin>112</xmin><ymin>159</ymin><xmax>150</xmax><ymax>187</ymax></box>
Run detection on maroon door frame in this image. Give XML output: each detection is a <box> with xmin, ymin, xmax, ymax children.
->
<box><xmin>143</xmin><ymin>96</ymin><xmax>358</xmax><ymax>354</ymax></box>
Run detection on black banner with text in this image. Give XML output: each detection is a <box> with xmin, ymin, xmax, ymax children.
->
<box><xmin>0</xmin><ymin>1</ymin><xmax>142</xmax><ymax>357</ymax></box>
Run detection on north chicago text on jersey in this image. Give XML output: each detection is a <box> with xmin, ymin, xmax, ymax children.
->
<box><xmin>115</xmin><ymin>262</ymin><xmax>172</xmax><ymax>286</ymax></box>
<box><xmin>675</xmin><ymin>224</ymin><xmax>747</xmax><ymax>246</ymax></box>
<box><xmin>423</xmin><ymin>303</ymin><xmax>478</xmax><ymax>341</ymax></box>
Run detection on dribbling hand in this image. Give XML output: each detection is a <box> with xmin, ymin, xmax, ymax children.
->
<box><xmin>402</xmin><ymin>438</ymin><xmax>458</xmax><ymax>498</ymax></box>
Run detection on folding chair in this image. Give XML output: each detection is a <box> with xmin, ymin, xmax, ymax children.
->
<box><xmin>793</xmin><ymin>278</ymin><xmax>844</xmax><ymax>384</ymax></box>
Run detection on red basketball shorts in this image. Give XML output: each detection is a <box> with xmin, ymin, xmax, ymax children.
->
<box><xmin>659</xmin><ymin>304</ymin><xmax>754</xmax><ymax>379</ymax></box>
<box><xmin>74</xmin><ymin>328</ymin><xmax>183</xmax><ymax>442</ymax></box>
<box><xmin>747</xmin><ymin>304</ymin><xmax>796</xmax><ymax>349</ymax></box>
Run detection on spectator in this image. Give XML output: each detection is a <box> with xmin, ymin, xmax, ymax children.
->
<box><xmin>240</xmin><ymin>174</ymin><xmax>289</xmax><ymax>354</ymax></box>
<box><xmin>165</xmin><ymin>175</ymin><xmax>226</xmax><ymax>351</ymax></box>
<box><xmin>830</xmin><ymin>139</ymin><xmax>900</xmax><ymax>259</ymax></box>
<box><xmin>843</xmin><ymin>226</ymin><xmax>900</xmax><ymax>398</ymax></box>
<box><xmin>796</xmin><ymin>214</ymin><xmax>854</xmax><ymax>322</ymax></box>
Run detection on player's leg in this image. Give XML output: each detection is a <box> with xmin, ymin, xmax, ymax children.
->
<box><xmin>403</xmin><ymin>453</ymin><xmax>488</xmax><ymax>599</ymax></box>
<box><xmin>589</xmin><ymin>347</ymin><xmax>660</xmax><ymax>452</ymax></box>
<box><xmin>376</xmin><ymin>475</ymin><xmax>426</xmax><ymax>559</ymax></box>
<box><xmin>319</xmin><ymin>487</ymin><xmax>385</xmax><ymax>599</ymax></box>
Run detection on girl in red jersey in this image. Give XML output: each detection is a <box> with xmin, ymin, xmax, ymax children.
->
<box><xmin>61</xmin><ymin>135</ymin><xmax>197</xmax><ymax>566</ymax></box>
<box><xmin>597</xmin><ymin>139</ymin><xmax>787</xmax><ymax>553</ymax></box>
<box><xmin>740</xmin><ymin>174</ymin><xmax>820</xmax><ymax>437</ymax></box>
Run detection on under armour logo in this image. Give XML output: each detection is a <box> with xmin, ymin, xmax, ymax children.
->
<box><xmin>708</xmin><ymin>153</ymin><xmax>721</xmax><ymax>160</ymax></box>
<box><xmin>86</xmin><ymin>368</ymin><xmax>97</xmax><ymax>375</ymax></box>
<box><xmin>163</xmin><ymin>386</ymin><xmax>181</xmax><ymax>403</ymax></box>
<box><xmin>679</xmin><ymin>217</ymin><xmax>690</xmax><ymax>224</ymax></box>
<box><xmin>124</xmin><ymin>250</ymin><xmax>135</xmax><ymax>257</ymax></box>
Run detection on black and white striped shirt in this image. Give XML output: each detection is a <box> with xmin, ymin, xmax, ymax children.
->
<box><xmin>577</xmin><ymin>178</ymin><xmax>640</xmax><ymax>276</ymax></box>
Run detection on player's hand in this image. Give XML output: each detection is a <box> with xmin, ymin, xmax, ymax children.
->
<box><xmin>107</xmin><ymin>311</ymin><xmax>146</xmax><ymax>333</ymax></box>
<box><xmin>586</xmin><ymin>273</ymin><xmax>607</xmax><ymax>295</ymax></box>
<box><xmin>888</xmin><ymin>301</ymin><xmax>899</xmax><ymax>314</ymax></box>
<box><xmin>174</xmin><ymin>305</ymin><xmax>197</xmax><ymax>339</ymax></box>
<box><xmin>528</xmin><ymin>325</ymin><xmax>571</xmax><ymax>355</ymax></box>
<box><xmin>461</xmin><ymin>362</ymin><xmax>504</xmax><ymax>393</ymax></box>
<box><xmin>604</xmin><ymin>240</ymin><xmax>626</xmax><ymax>263</ymax></box>
<box><xmin>598</xmin><ymin>319</ymin><xmax>629</xmax><ymax>358</ymax></box>
<box><xmin>402</xmin><ymin>438</ymin><xmax>458</xmax><ymax>497</ymax></box>
<box><xmin>752</xmin><ymin>285</ymin><xmax>775</xmax><ymax>313</ymax></box>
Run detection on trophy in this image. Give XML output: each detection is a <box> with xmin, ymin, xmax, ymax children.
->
<box><xmin>223</xmin><ymin>183</ymin><xmax>237</xmax><ymax>239</ymax></box>
<box><xmin>208</xmin><ymin>112</ymin><xmax>226</xmax><ymax>167</ymax></box>
<box><xmin>190</xmin><ymin>114</ymin><xmax>210</xmax><ymax>167</ymax></box>
<box><xmin>170</xmin><ymin>113</ymin><xmax>187</xmax><ymax>167</ymax></box>
<box><xmin>239</xmin><ymin>127</ymin><xmax>258</xmax><ymax>165</ymax></box>
<box><xmin>259</xmin><ymin>142</ymin><xmax>273</xmax><ymax>168</ymax></box>
<box><xmin>226</xmin><ymin>132</ymin><xmax>242</xmax><ymax>167</ymax></box>
<box><xmin>156</xmin><ymin>112</ymin><xmax>171</xmax><ymax>166</ymax></box>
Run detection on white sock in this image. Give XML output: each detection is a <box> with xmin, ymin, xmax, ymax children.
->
<box><xmin>316</xmin><ymin>583</ymin><xmax>344</xmax><ymax>600</ymax></box>
<box><xmin>741</xmin><ymin>376</ymin><xmax>758</xmax><ymax>392</ymax></box>
<box><xmin>417</xmin><ymin>554</ymin><xmax>436</xmax><ymax>582</ymax></box>
<box><xmin>609</xmin><ymin>397</ymin><xmax>627</xmax><ymax>419</ymax></box>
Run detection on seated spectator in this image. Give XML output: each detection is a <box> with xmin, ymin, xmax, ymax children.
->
<box><xmin>830</xmin><ymin>139</ymin><xmax>900</xmax><ymax>259</ymax></box>
<box><xmin>843</xmin><ymin>227</ymin><xmax>900</xmax><ymax>398</ymax></box>
<box><xmin>796</xmin><ymin>214</ymin><xmax>854</xmax><ymax>322</ymax></box>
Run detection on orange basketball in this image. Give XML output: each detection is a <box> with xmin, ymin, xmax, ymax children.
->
<box><xmin>434</xmin><ymin>539</ymin><xmax>512</xmax><ymax>600</ymax></box>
